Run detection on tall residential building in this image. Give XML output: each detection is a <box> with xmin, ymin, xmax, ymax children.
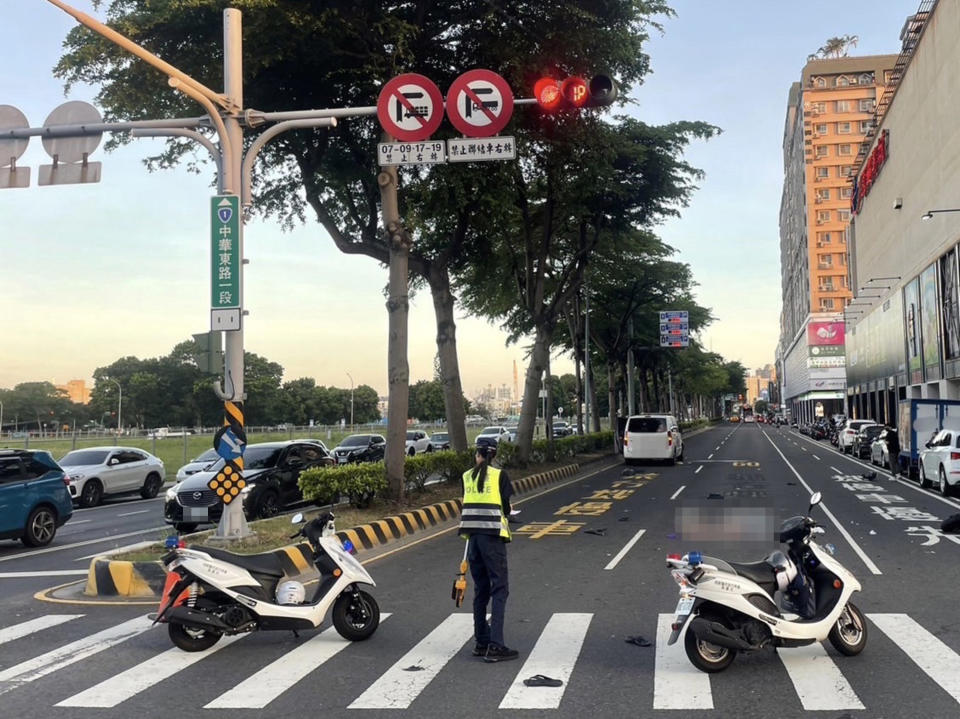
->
<box><xmin>56</xmin><ymin>379</ymin><xmax>90</xmax><ymax>404</ymax></box>
<box><xmin>778</xmin><ymin>54</ymin><xmax>898</xmax><ymax>422</ymax></box>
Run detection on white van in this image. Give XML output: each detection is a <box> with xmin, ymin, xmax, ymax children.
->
<box><xmin>623</xmin><ymin>414</ymin><xmax>683</xmax><ymax>465</ymax></box>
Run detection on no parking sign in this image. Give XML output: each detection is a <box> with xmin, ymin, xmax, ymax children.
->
<box><xmin>377</xmin><ymin>73</ymin><xmax>444</xmax><ymax>142</ymax></box>
<box><xmin>445</xmin><ymin>69</ymin><xmax>514</xmax><ymax>138</ymax></box>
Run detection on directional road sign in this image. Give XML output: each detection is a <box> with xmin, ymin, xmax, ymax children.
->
<box><xmin>211</xmin><ymin>195</ymin><xmax>241</xmax><ymax>331</ymax></box>
<box><xmin>659</xmin><ymin>310</ymin><xmax>689</xmax><ymax>322</ymax></box>
<box><xmin>659</xmin><ymin>310</ymin><xmax>689</xmax><ymax>347</ymax></box>
<box><xmin>446</xmin><ymin>69</ymin><xmax>514</xmax><ymax>138</ymax></box>
<box><xmin>377</xmin><ymin>73</ymin><xmax>444</xmax><ymax>142</ymax></box>
<box><xmin>214</xmin><ymin>425</ymin><xmax>245</xmax><ymax>460</ymax></box>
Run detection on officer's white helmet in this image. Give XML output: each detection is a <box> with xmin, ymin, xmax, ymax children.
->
<box><xmin>276</xmin><ymin>580</ymin><xmax>306</xmax><ymax>605</ymax></box>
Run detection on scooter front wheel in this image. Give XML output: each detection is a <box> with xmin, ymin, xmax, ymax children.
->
<box><xmin>684</xmin><ymin>626</ymin><xmax>736</xmax><ymax>673</ymax></box>
<box><xmin>828</xmin><ymin>602</ymin><xmax>867</xmax><ymax>656</ymax></box>
<box><xmin>333</xmin><ymin>589</ymin><xmax>380</xmax><ymax>641</ymax></box>
<box><xmin>169</xmin><ymin>622</ymin><xmax>222</xmax><ymax>652</ymax></box>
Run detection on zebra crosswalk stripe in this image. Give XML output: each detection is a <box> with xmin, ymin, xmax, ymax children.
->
<box><xmin>869</xmin><ymin>613</ymin><xmax>960</xmax><ymax>705</ymax></box>
<box><xmin>776</xmin><ymin>642</ymin><xmax>864</xmax><ymax>710</ymax></box>
<box><xmin>499</xmin><ymin>613</ymin><xmax>592</xmax><ymax>709</ymax></box>
<box><xmin>56</xmin><ymin>633</ymin><xmax>247</xmax><ymax>707</ymax></box>
<box><xmin>653</xmin><ymin>614</ymin><xmax>713</xmax><ymax>709</ymax></box>
<box><xmin>348</xmin><ymin>613</ymin><xmax>474</xmax><ymax>709</ymax></box>
<box><xmin>0</xmin><ymin>615</ymin><xmax>152</xmax><ymax>697</ymax></box>
<box><xmin>204</xmin><ymin>614</ymin><xmax>391</xmax><ymax>709</ymax></box>
<box><xmin>0</xmin><ymin>615</ymin><xmax>82</xmax><ymax>646</ymax></box>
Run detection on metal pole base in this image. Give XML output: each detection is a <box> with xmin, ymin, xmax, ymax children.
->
<box><xmin>214</xmin><ymin>502</ymin><xmax>255</xmax><ymax>540</ymax></box>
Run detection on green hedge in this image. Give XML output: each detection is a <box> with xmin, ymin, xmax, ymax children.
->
<box><xmin>299</xmin><ymin>433</ymin><xmax>613</xmax><ymax>505</ymax></box>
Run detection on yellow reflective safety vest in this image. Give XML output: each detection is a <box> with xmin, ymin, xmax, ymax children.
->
<box><xmin>459</xmin><ymin>466</ymin><xmax>511</xmax><ymax>542</ymax></box>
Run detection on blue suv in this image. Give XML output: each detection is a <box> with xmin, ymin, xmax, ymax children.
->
<box><xmin>0</xmin><ymin>449</ymin><xmax>74</xmax><ymax>547</ymax></box>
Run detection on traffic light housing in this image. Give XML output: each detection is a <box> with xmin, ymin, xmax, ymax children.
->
<box><xmin>534</xmin><ymin>74</ymin><xmax>618</xmax><ymax>112</ymax></box>
<box><xmin>192</xmin><ymin>331</ymin><xmax>224</xmax><ymax>376</ymax></box>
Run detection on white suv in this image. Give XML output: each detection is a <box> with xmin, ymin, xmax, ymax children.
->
<box><xmin>838</xmin><ymin>420</ymin><xmax>875</xmax><ymax>454</ymax></box>
<box><xmin>405</xmin><ymin>430</ymin><xmax>433</xmax><ymax>456</ymax></box>
<box><xmin>59</xmin><ymin>446</ymin><xmax>166</xmax><ymax>507</ymax></box>
<box><xmin>623</xmin><ymin>414</ymin><xmax>683</xmax><ymax>465</ymax></box>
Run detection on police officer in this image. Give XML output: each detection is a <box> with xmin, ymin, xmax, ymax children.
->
<box><xmin>460</xmin><ymin>443</ymin><xmax>517</xmax><ymax>662</ymax></box>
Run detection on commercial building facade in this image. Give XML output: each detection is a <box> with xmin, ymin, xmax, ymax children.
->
<box><xmin>778</xmin><ymin>51</ymin><xmax>898</xmax><ymax>422</ymax></box>
<box><xmin>845</xmin><ymin>2</ymin><xmax>960</xmax><ymax>422</ymax></box>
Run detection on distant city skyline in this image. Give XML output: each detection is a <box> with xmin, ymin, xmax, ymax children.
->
<box><xmin>1</xmin><ymin>1</ymin><xmax>919</xmax><ymax>397</ymax></box>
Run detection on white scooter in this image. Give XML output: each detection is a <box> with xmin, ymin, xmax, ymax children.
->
<box><xmin>153</xmin><ymin>512</ymin><xmax>379</xmax><ymax>651</ymax></box>
<box><xmin>665</xmin><ymin>492</ymin><xmax>867</xmax><ymax>672</ymax></box>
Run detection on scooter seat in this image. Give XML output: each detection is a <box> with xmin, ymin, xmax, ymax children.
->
<box><xmin>192</xmin><ymin>545</ymin><xmax>286</xmax><ymax>577</ymax></box>
<box><xmin>728</xmin><ymin>560</ymin><xmax>776</xmax><ymax>587</ymax></box>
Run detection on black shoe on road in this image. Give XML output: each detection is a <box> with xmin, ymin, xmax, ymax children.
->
<box><xmin>472</xmin><ymin>643</ymin><xmax>488</xmax><ymax>656</ymax></box>
<box><xmin>483</xmin><ymin>645</ymin><xmax>519</xmax><ymax>663</ymax></box>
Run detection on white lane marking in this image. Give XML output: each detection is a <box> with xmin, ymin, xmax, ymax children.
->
<box><xmin>0</xmin><ymin>570</ymin><xmax>88</xmax><ymax>578</ymax></box>
<box><xmin>694</xmin><ymin>466</ymin><xmax>703</xmax><ymax>474</ymax></box>
<box><xmin>0</xmin><ymin>616</ymin><xmax>153</xmax><ymax>695</ymax></box>
<box><xmin>604</xmin><ymin>529</ymin><xmax>647</xmax><ymax>570</ymax></box>
<box><xmin>65</xmin><ymin>520</ymin><xmax>92</xmax><ymax>525</ymax></box>
<box><xmin>206</xmin><ymin>615</ymin><xmax>392</xmax><ymax>708</ymax></box>
<box><xmin>777</xmin><ymin>642</ymin><xmax>864</xmax><ymax>710</ymax></box>
<box><xmin>0</xmin><ymin>615</ymin><xmax>82</xmax><ymax>646</ymax></box>
<box><xmin>812</xmin><ymin>455</ymin><xmax>821</xmax><ymax>461</ymax></box>
<box><xmin>499</xmin><ymin>614</ymin><xmax>592</xmax><ymax>709</ymax></box>
<box><xmin>349</xmin><ymin>613</ymin><xmax>474</xmax><ymax>708</ymax></box>
<box><xmin>707</xmin><ymin>454</ymin><xmax>714</xmax><ymax>460</ymax></box>
<box><xmin>830</xmin><ymin>466</ymin><xmax>843</xmax><ymax>474</ymax></box>
<box><xmin>869</xmin><ymin>613</ymin><xmax>960</xmax><ymax>704</ymax></box>
<box><xmin>654</xmin><ymin>614</ymin><xmax>712</xmax><ymax>709</ymax></box>
<box><xmin>714</xmin><ymin>446</ymin><xmax>720</xmax><ymax>451</ymax></box>
<box><xmin>0</xmin><ymin>527</ymin><xmax>170</xmax><ymax>563</ymax></box>
<box><xmin>801</xmin><ymin>447</ymin><xmax>808</xmax><ymax>452</ymax></box>
<box><xmin>670</xmin><ymin>486</ymin><xmax>687</xmax><ymax>500</ymax></box>
<box><xmin>57</xmin><ymin>634</ymin><xmax>247</xmax><ymax>707</ymax></box>
<box><xmin>116</xmin><ymin>510</ymin><xmax>149</xmax><ymax>517</ymax></box>
<box><xmin>761</xmin><ymin>431</ymin><xmax>882</xmax><ymax>575</ymax></box>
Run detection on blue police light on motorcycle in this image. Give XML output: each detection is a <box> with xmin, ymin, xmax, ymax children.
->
<box><xmin>342</xmin><ymin>540</ymin><xmax>356</xmax><ymax>554</ymax></box>
<box><xmin>164</xmin><ymin>536</ymin><xmax>179</xmax><ymax>549</ymax></box>
<box><xmin>688</xmin><ymin>550</ymin><xmax>703</xmax><ymax>566</ymax></box>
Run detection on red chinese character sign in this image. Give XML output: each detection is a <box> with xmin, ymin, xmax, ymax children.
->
<box><xmin>377</xmin><ymin>73</ymin><xmax>444</xmax><ymax>142</ymax></box>
<box><xmin>445</xmin><ymin>69</ymin><xmax>514</xmax><ymax>138</ymax></box>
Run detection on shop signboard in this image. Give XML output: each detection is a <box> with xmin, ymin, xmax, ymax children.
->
<box><xmin>940</xmin><ymin>247</ymin><xmax>960</xmax><ymax>370</ymax></box>
<box><xmin>807</xmin><ymin>320</ymin><xmax>845</xmax><ymax>346</ymax></box>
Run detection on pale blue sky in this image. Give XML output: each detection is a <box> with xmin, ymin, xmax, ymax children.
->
<box><xmin>1</xmin><ymin>1</ymin><xmax>919</xmax><ymax>396</ymax></box>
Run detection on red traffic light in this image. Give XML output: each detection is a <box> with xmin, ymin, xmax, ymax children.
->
<box><xmin>534</xmin><ymin>74</ymin><xmax>618</xmax><ymax>112</ymax></box>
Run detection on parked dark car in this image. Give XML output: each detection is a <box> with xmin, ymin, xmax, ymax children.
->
<box><xmin>163</xmin><ymin>441</ymin><xmax>335</xmax><ymax>533</ymax></box>
<box><xmin>852</xmin><ymin>424</ymin><xmax>884</xmax><ymax>459</ymax></box>
<box><xmin>331</xmin><ymin>434</ymin><xmax>386</xmax><ymax>464</ymax></box>
<box><xmin>430</xmin><ymin>432</ymin><xmax>451</xmax><ymax>450</ymax></box>
<box><xmin>0</xmin><ymin>449</ymin><xmax>73</xmax><ymax>547</ymax></box>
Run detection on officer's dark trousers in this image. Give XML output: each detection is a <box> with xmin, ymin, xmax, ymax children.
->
<box><xmin>468</xmin><ymin>533</ymin><xmax>509</xmax><ymax>647</ymax></box>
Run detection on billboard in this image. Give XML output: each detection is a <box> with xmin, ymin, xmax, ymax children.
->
<box><xmin>940</xmin><ymin>248</ymin><xmax>960</xmax><ymax>360</ymax></box>
<box><xmin>920</xmin><ymin>263</ymin><xmax>941</xmax><ymax>380</ymax></box>
<box><xmin>904</xmin><ymin>277</ymin><xmax>922</xmax><ymax>383</ymax></box>
<box><xmin>846</xmin><ymin>293</ymin><xmax>905</xmax><ymax>387</ymax></box>
<box><xmin>807</xmin><ymin>321</ymin><xmax>845</xmax><ymax>346</ymax></box>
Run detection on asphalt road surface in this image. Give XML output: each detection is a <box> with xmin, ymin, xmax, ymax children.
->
<box><xmin>1</xmin><ymin>423</ymin><xmax>959</xmax><ymax>718</ymax></box>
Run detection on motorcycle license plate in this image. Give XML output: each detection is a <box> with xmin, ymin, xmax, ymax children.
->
<box><xmin>674</xmin><ymin>597</ymin><xmax>694</xmax><ymax>617</ymax></box>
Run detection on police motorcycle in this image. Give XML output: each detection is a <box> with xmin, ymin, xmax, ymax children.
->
<box><xmin>665</xmin><ymin>492</ymin><xmax>866</xmax><ymax>672</ymax></box>
<box><xmin>152</xmin><ymin>511</ymin><xmax>380</xmax><ymax>651</ymax></box>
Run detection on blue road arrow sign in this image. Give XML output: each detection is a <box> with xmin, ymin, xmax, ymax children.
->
<box><xmin>214</xmin><ymin>426</ymin><xmax>245</xmax><ymax>460</ymax></box>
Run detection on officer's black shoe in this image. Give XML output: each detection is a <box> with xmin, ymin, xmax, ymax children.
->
<box><xmin>472</xmin><ymin>643</ymin><xmax>489</xmax><ymax>656</ymax></box>
<box><xmin>482</xmin><ymin>645</ymin><xmax>519</xmax><ymax>663</ymax></box>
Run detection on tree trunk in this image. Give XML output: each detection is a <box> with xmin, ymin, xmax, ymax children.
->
<box><xmin>588</xmin><ymin>363</ymin><xmax>600</xmax><ymax>432</ymax></box>
<box><xmin>380</xmin><ymin>165</ymin><xmax>410</xmax><ymax>500</ymax></box>
<box><xmin>545</xmin><ymin>349</ymin><xmax>554</xmax><ymax>447</ymax></box>
<box><xmin>428</xmin><ymin>264</ymin><xmax>468</xmax><ymax>452</ymax></box>
<box><xmin>516</xmin><ymin>324</ymin><xmax>552</xmax><ymax>463</ymax></box>
<box><xmin>652</xmin><ymin>368</ymin><xmax>662</xmax><ymax>413</ymax></box>
<box><xmin>607</xmin><ymin>361</ymin><xmax>617</xmax><ymax>435</ymax></box>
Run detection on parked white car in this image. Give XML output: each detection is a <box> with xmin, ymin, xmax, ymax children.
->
<box><xmin>918</xmin><ymin>428</ymin><xmax>960</xmax><ymax>496</ymax></box>
<box><xmin>175</xmin><ymin>448</ymin><xmax>221</xmax><ymax>482</ymax></box>
<box><xmin>59</xmin><ymin>446</ymin><xmax>166</xmax><ymax>507</ymax></box>
<box><xmin>623</xmin><ymin>414</ymin><xmax>683</xmax><ymax>465</ymax></box>
<box><xmin>475</xmin><ymin>426</ymin><xmax>511</xmax><ymax>447</ymax></box>
<box><xmin>838</xmin><ymin>419</ymin><xmax>876</xmax><ymax>454</ymax></box>
<box><xmin>405</xmin><ymin>430</ymin><xmax>433</xmax><ymax>456</ymax></box>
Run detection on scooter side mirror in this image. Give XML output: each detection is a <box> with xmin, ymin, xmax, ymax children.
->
<box><xmin>807</xmin><ymin>492</ymin><xmax>822</xmax><ymax>515</ymax></box>
<box><xmin>291</xmin><ymin>512</ymin><xmax>304</xmax><ymax>524</ymax></box>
